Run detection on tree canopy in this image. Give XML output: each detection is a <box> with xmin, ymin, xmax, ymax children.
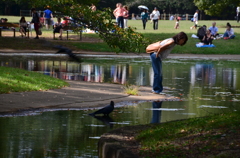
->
<box><xmin>194</xmin><ymin>0</ymin><xmax>240</xmax><ymax>16</ymax></box>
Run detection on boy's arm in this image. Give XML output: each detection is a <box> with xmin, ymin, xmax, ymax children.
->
<box><xmin>146</xmin><ymin>41</ymin><xmax>161</xmax><ymax>53</ymax></box>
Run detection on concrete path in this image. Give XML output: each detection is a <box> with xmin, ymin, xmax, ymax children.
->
<box><xmin>0</xmin><ymin>81</ymin><xmax>176</xmax><ymax>114</ymax></box>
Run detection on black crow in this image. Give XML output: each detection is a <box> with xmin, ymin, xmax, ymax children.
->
<box><xmin>54</xmin><ymin>45</ymin><xmax>81</xmax><ymax>62</ymax></box>
<box><xmin>89</xmin><ymin>101</ymin><xmax>114</xmax><ymax>116</ymax></box>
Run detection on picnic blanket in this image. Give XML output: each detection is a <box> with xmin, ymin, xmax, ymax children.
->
<box><xmin>196</xmin><ymin>43</ymin><xmax>215</xmax><ymax>48</ymax></box>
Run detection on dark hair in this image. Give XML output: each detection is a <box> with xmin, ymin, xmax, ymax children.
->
<box><xmin>20</xmin><ymin>16</ymin><xmax>26</xmax><ymax>23</ymax></box>
<box><xmin>227</xmin><ymin>22</ymin><xmax>231</xmax><ymax>28</ymax></box>
<box><xmin>31</xmin><ymin>8</ymin><xmax>36</xmax><ymax>12</ymax></box>
<box><xmin>172</xmin><ymin>32</ymin><xmax>188</xmax><ymax>45</ymax></box>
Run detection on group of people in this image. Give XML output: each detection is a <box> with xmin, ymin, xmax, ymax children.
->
<box><xmin>197</xmin><ymin>21</ymin><xmax>236</xmax><ymax>45</ymax></box>
<box><xmin>113</xmin><ymin>3</ymin><xmax>129</xmax><ymax>29</ymax></box>
<box><xmin>30</xmin><ymin>7</ymin><xmax>72</xmax><ymax>39</ymax></box>
<box><xmin>140</xmin><ymin>7</ymin><xmax>160</xmax><ymax>30</ymax></box>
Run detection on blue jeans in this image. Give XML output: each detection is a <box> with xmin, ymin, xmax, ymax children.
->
<box><xmin>142</xmin><ymin>19</ymin><xmax>147</xmax><ymax>29</ymax></box>
<box><xmin>117</xmin><ymin>16</ymin><xmax>124</xmax><ymax>28</ymax></box>
<box><xmin>223</xmin><ymin>32</ymin><xmax>235</xmax><ymax>39</ymax></box>
<box><xmin>151</xmin><ymin>101</ymin><xmax>162</xmax><ymax>123</ymax></box>
<box><xmin>150</xmin><ymin>52</ymin><xmax>163</xmax><ymax>93</ymax></box>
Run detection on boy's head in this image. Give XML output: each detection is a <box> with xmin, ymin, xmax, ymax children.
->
<box><xmin>31</xmin><ymin>8</ymin><xmax>36</xmax><ymax>12</ymax></box>
<box><xmin>57</xmin><ymin>17</ymin><xmax>61</xmax><ymax>22</ymax></box>
<box><xmin>173</xmin><ymin>32</ymin><xmax>188</xmax><ymax>46</ymax></box>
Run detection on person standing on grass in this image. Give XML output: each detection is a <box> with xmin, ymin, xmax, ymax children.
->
<box><xmin>43</xmin><ymin>6</ymin><xmax>53</xmax><ymax>30</ymax></box>
<box><xmin>123</xmin><ymin>5</ymin><xmax>129</xmax><ymax>28</ymax></box>
<box><xmin>151</xmin><ymin>7</ymin><xmax>160</xmax><ymax>30</ymax></box>
<box><xmin>146</xmin><ymin>32</ymin><xmax>188</xmax><ymax>94</ymax></box>
<box><xmin>237</xmin><ymin>6</ymin><xmax>240</xmax><ymax>23</ymax></box>
<box><xmin>31</xmin><ymin>8</ymin><xmax>40</xmax><ymax>39</ymax></box>
<box><xmin>141</xmin><ymin>9</ymin><xmax>148</xmax><ymax>30</ymax></box>
<box><xmin>113</xmin><ymin>3</ymin><xmax>126</xmax><ymax>28</ymax></box>
<box><xmin>174</xmin><ymin>18</ymin><xmax>179</xmax><ymax>29</ymax></box>
<box><xmin>190</xmin><ymin>10</ymin><xmax>198</xmax><ymax>29</ymax></box>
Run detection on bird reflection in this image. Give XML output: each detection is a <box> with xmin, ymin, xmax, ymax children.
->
<box><xmin>91</xmin><ymin>115</ymin><xmax>114</xmax><ymax>128</ymax></box>
<box><xmin>151</xmin><ymin>101</ymin><xmax>163</xmax><ymax>124</ymax></box>
<box><xmin>54</xmin><ymin>45</ymin><xmax>81</xmax><ymax>63</ymax></box>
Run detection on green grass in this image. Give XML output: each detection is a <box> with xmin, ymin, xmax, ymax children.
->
<box><xmin>123</xmin><ymin>84</ymin><xmax>139</xmax><ymax>95</ymax></box>
<box><xmin>136</xmin><ymin>111</ymin><xmax>240</xmax><ymax>157</ymax></box>
<box><xmin>0</xmin><ymin>15</ymin><xmax>240</xmax><ymax>54</ymax></box>
<box><xmin>0</xmin><ymin>66</ymin><xmax>69</xmax><ymax>94</ymax></box>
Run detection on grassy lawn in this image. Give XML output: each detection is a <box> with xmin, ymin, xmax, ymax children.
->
<box><xmin>0</xmin><ymin>16</ymin><xmax>240</xmax><ymax>54</ymax></box>
<box><xmin>136</xmin><ymin>111</ymin><xmax>240</xmax><ymax>157</ymax></box>
<box><xmin>0</xmin><ymin>66</ymin><xmax>69</xmax><ymax>94</ymax></box>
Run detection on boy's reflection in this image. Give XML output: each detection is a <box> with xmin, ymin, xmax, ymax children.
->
<box><xmin>151</xmin><ymin>101</ymin><xmax>163</xmax><ymax>123</ymax></box>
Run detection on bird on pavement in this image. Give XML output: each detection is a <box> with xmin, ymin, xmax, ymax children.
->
<box><xmin>89</xmin><ymin>101</ymin><xmax>114</xmax><ymax>116</ymax></box>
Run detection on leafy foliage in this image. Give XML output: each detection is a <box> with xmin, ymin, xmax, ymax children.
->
<box><xmin>194</xmin><ymin>0</ymin><xmax>240</xmax><ymax>16</ymax></box>
<box><xmin>62</xmin><ymin>6</ymin><xmax>147</xmax><ymax>53</ymax></box>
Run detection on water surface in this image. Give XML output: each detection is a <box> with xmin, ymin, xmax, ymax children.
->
<box><xmin>0</xmin><ymin>55</ymin><xmax>240</xmax><ymax>157</ymax></box>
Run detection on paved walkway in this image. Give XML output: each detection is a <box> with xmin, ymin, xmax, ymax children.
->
<box><xmin>0</xmin><ymin>81</ymin><xmax>177</xmax><ymax>114</ymax></box>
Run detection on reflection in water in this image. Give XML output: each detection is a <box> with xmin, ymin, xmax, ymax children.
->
<box><xmin>1</xmin><ymin>57</ymin><xmax>240</xmax><ymax>91</ymax></box>
<box><xmin>0</xmin><ymin>99</ymin><xmax>239</xmax><ymax>157</ymax></box>
<box><xmin>151</xmin><ymin>101</ymin><xmax>162</xmax><ymax>123</ymax></box>
<box><xmin>92</xmin><ymin>116</ymin><xmax>114</xmax><ymax>128</ymax></box>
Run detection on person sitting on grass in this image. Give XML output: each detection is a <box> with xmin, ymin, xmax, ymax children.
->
<box><xmin>19</xmin><ymin>16</ymin><xmax>28</xmax><ymax>37</ymax></box>
<box><xmin>146</xmin><ymin>32</ymin><xmax>188</xmax><ymax>94</ymax></box>
<box><xmin>197</xmin><ymin>25</ymin><xmax>207</xmax><ymax>41</ymax></box>
<box><xmin>53</xmin><ymin>18</ymin><xmax>63</xmax><ymax>40</ymax></box>
<box><xmin>202</xmin><ymin>29</ymin><xmax>214</xmax><ymax>45</ymax></box>
<box><xmin>208</xmin><ymin>22</ymin><xmax>219</xmax><ymax>37</ymax></box>
<box><xmin>223</xmin><ymin>23</ymin><xmax>235</xmax><ymax>39</ymax></box>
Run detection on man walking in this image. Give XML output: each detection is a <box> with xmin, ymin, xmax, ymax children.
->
<box><xmin>151</xmin><ymin>7</ymin><xmax>160</xmax><ymax>30</ymax></box>
<box><xmin>237</xmin><ymin>6</ymin><xmax>240</xmax><ymax>23</ymax></box>
<box><xmin>43</xmin><ymin>6</ymin><xmax>53</xmax><ymax>29</ymax></box>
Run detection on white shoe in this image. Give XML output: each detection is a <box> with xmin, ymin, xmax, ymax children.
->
<box><xmin>190</xmin><ymin>27</ymin><xmax>192</xmax><ymax>30</ymax></box>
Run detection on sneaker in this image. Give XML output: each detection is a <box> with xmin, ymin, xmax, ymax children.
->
<box><xmin>190</xmin><ymin>27</ymin><xmax>192</xmax><ymax>29</ymax></box>
<box><xmin>152</xmin><ymin>91</ymin><xmax>166</xmax><ymax>95</ymax></box>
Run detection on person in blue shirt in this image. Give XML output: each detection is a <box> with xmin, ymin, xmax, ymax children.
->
<box><xmin>141</xmin><ymin>9</ymin><xmax>148</xmax><ymax>30</ymax></box>
<box><xmin>43</xmin><ymin>6</ymin><xmax>53</xmax><ymax>30</ymax></box>
<box><xmin>208</xmin><ymin>22</ymin><xmax>219</xmax><ymax>37</ymax></box>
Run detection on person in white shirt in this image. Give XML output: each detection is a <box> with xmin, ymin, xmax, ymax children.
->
<box><xmin>151</xmin><ymin>7</ymin><xmax>160</xmax><ymax>30</ymax></box>
<box><xmin>237</xmin><ymin>6</ymin><xmax>240</xmax><ymax>23</ymax></box>
<box><xmin>223</xmin><ymin>23</ymin><xmax>235</xmax><ymax>39</ymax></box>
<box><xmin>208</xmin><ymin>22</ymin><xmax>218</xmax><ymax>37</ymax></box>
<box><xmin>190</xmin><ymin>10</ymin><xmax>198</xmax><ymax>29</ymax></box>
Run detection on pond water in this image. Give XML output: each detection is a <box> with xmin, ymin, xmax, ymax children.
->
<box><xmin>0</xmin><ymin>55</ymin><xmax>240</xmax><ymax>157</ymax></box>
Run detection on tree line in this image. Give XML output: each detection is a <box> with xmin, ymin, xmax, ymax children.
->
<box><xmin>1</xmin><ymin>0</ymin><xmax>239</xmax><ymax>20</ymax></box>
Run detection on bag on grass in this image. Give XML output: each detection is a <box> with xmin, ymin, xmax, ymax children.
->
<box><xmin>38</xmin><ymin>29</ymin><xmax>42</xmax><ymax>35</ymax></box>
